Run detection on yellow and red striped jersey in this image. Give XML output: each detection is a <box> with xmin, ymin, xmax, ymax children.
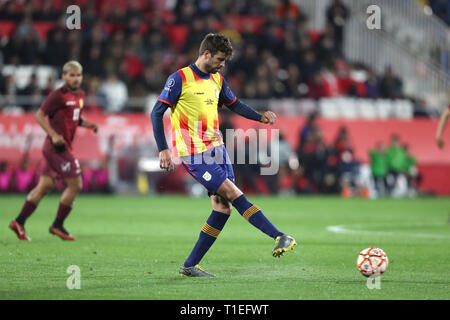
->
<box><xmin>157</xmin><ymin>64</ymin><xmax>236</xmax><ymax>157</ymax></box>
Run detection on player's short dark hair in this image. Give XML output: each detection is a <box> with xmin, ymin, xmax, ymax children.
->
<box><xmin>199</xmin><ymin>33</ymin><xmax>233</xmax><ymax>58</ymax></box>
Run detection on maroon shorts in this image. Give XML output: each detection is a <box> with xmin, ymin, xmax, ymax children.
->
<box><xmin>39</xmin><ymin>139</ymin><xmax>81</xmax><ymax>180</ymax></box>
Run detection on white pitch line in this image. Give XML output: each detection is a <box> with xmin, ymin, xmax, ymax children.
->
<box><xmin>326</xmin><ymin>225</ymin><xmax>450</xmax><ymax>239</ymax></box>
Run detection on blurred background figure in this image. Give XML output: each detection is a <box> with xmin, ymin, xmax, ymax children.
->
<box><xmin>369</xmin><ymin>142</ymin><xmax>388</xmax><ymax>198</ymax></box>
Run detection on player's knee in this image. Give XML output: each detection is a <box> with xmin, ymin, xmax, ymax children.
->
<box><xmin>213</xmin><ymin>195</ymin><xmax>232</xmax><ymax>214</ymax></box>
<box><xmin>40</xmin><ymin>181</ymin><xmax>54</xmax><ymax>195</ymax></box>
<box><xmin>68</xmin><ymin>179</ymin><xmax>82</xmax><ymax>193</ymax></box>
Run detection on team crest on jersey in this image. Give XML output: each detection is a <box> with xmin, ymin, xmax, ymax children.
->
<box><xmin>79</xmin><ymin>98</ymin><xmax>83</xmax><ymax>109</ymax></box>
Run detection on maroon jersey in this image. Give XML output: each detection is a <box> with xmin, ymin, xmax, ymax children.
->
<box><xmin>40</xmin><ymin>86</ymin><xmax>85</xmax><ymax>150</ymax></box>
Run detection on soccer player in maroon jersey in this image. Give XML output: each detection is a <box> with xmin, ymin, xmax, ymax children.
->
<box><xmin>9</xmin><ymin>61</ymin><xmax>99</xmax><ymax>241</ymax></box>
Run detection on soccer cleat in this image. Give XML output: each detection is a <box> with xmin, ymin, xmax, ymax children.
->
<box><xmin>9</xmin><ymin>219</ymin><xmax>31</xmax><ymax>241</ymax></box>
<box><xmin>272</xmin><ymin>235</ymin><xmax>297</xmax><ymax>258</ymax></box>
<box><xmin>49</xmin><ymin>225</ymin><xmax>76</xmax><ymax>241</ymax></box>
<box><xmin>179</xmin><ymin>265</ymin><xmax>216</xmax><ymax>277</ymax></box>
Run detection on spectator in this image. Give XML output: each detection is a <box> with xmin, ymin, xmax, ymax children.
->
<box><xmin>42</xmin><ymin>75</ymin><xmax>56</xmax><ymax>96</ymax></box>
<box><xmin>297</xmin><ymin>127</ymin><xmax>329</xmax><ymax>192</ymax></box>
<box><xmin>402</xmin><ymin>144</ymin><xmax>421</xmax><ymax>197</ymax></box>
<box><xmin>298</xmin><ymin>50</ymin><xmax>318</xmax><ymax>83</ymax></box>
<box><xmin>283</xmin><ymin>63</ymin><xmax>305</xmax><ymax>98</ymax></box>
<box><xmin>14</xmin><ymin>159</ymin><xmax>35</xmax><ymax>193</ymax></box>
<box><xmin>232</xmin><ymin>135</ymin><xmax>262</xmax><ymax>194</ymax></box>
<box><xmin>326</xmin><ymin>0</ymin><xmax>349</xmax><ymax>55</ymax></box>
<box><xmin>275</xmin><ymin>131</ymin><xmax>296</xmax><ymax>193</ymax></box>
<box><xmin>84</xmin><ymin>77</ymin><xmax>105</xmax><ymax>113</ymax></box>
<box><xmin>183</xmin><ymin>16</ymin><xmax>208</xmax><ymax>52</ymax></box>
<box><xmin>33</xmin><ymin>0</ymin><xmax>58</xmax><ymax>21</ymax></box>
<box><xmin>45</xmin><ymin>27</ymin><xmax>69</xmax><ymax>67</ymax></box>
<box><xmin>379</xmin><ymin>66</ymin><xmax>404</xmax><ymax>99</ymax></box>
<box><xmin>93</xmin><ymin>160</ymin><xmax>110</xmax><ymax>193</ymax></box>
<box><xmin>369</xmin><ymin>142</ymin><xmax>388</xmax><ymax>197</ymax></box>
<box><xmin>298</xmin><ymin>112</ymin><xmax>319</xmax><ymax>153</ymax></box>
<box><xmin>385</xmin><ymin>134</ymin><xmax>407</xmax><ymax>194</ymax></box>
<box><xmin>99</xmin><ymin>73</ymin><xmax>128</xmax><ymax>112</ymax></box>
<box><xmin>334</xmin><ymin>126</ymin><xmax>351</xmax><ymax>159</ymax></box>
<box><xmin>275</xmin><ymin>0</ymin><xmax>301</xmax><ymax>19</ymax></box>
<box><xmin>306</xmin><ymin>71</ymin><xmax>327</xmax><ymax>99</ymax></box>
<box><xmin>83</xmin><ymin>45</ymin><xmax>106</xmax><ymax>78</ymax></box>
<box><xmin>0</xmin><ymin>161</ymin><xmax>13</xmax><ymax>192</ymax></box>
<box><xmin>364</xmin><ymin>68</ymin><xmax>380</xmax><ymax>98</ymax></box>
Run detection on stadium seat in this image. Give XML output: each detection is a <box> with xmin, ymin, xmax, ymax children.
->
<box><xmin>357</xmin><ymin>99</ymin><xmax>377</xmax><ymax>119</ymax></box>
<box><xmin>0</xmin><ymin>21</ymin><xmax>16</xmax><ymax>39</ymax></box>
<box><xmin>319</xmin><ymin>98</ymin><xmax>340</xmax><ymax>119</ymax></box>
<box><xmin>337</xmin><ymin>97</ymin><xmax>358</xmax><ymax>119</ymax></box>
<box><xmin>2</xmin><ymin>65</ymin><xmax>56</xmax><ymax>89</ymax></box>
<box><xmin>393</xmin><ymin>99</ymin><xmax>413</xmax><ymax>119</ymax></box>
<box><xmin>375</xmin><ymin>99</ymin><xmax>393</xmax><ymax>119</ymax></box>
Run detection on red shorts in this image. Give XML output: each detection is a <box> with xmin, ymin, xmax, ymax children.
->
<box><xmin>39</xmin><ymin>139</ymin><xmax>81</xmax><ymax>180</ymax></box>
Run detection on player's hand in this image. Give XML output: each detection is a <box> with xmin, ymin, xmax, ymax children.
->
<box><xmin>51</xmin><ymin>133</ymin><xmax>65</xmax><ymax>147</ymax></box>
<box><xmin>91</xmin><ymin>123</ymin><xmax>99</xmax><ymax>134</ymax></box>
<box><xmin>436</xmin><ymin>136</ymin><xmax>444</xmax><ymax>149</ymax></box>
<box><xmin>159</xmin><ymin>149</ymin><xmax>175</xmax><ymax>172</ymax></box>
<box><xmin>260</xmin><ymin>111</ymin><xmax>277</xmax><ymax>125</ymax></box>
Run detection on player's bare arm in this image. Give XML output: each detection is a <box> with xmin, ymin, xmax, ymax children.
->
<box><xmin>35</xmin><ymin>108</ymin><xmax>65</xmax><ymax>146</ymax></box>
<box><xmin>436</xmin><ymin>107</ymin><xmax>450</xmax><ymax>149</ymax></box>
<box><xmin>79</xmin><ymin>117</ymin><xmax>99</xmax><ymax>133</ymax></box>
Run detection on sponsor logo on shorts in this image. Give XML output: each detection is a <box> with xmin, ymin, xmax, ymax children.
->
<box><xmin>61</xmin><ymin>162</ymin><xmax>71</xmax><ymax>172</ymax></box>
<box><xmin>202</xmin><ymin>171</ymin><xmax>212</xmax><ymax>181</ymax></box>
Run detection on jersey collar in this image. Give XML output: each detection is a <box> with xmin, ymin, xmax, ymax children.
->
<box><xmin>189</xmin><ymin>63</ymin><xmax>211</xmax><ymax>80</ymax></box>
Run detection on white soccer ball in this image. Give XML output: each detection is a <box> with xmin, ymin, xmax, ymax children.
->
<box><xmin>356</xmin><ymin>247</ymin><xmax>388</xmax><ymax>277</ymax></box>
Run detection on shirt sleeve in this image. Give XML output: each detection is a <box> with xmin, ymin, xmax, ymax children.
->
<box><xmin>226</xmin><ymin>99</ymin><xmax>262</xmax><ymax>122</ymax></box>
<box><xmin>40</xmin><ymin>90</ymin><xmax>63</xmax><ymax>117</ymax></box>
<box><xmin>157</xmin><ymin>72</ymin><xmax>182</xmax><ymax>108</ymax></box>
<box><xmin>218</xmin><ymin>77</ymin><xmax>237</xmax><ymax>107</ymax></box>
<box><xmin>150</xmin><ymin>100</ymin><xmax>170</xmax><ymax>152</ymax></box>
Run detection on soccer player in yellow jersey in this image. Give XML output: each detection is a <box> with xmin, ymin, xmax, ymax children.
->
<box><xmin>151</xmin><ymin>33</ymin><xmax>296</xmax><ymax>277</ymax></box>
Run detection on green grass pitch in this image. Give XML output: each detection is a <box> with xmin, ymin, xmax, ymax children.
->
<box><xmin>0</xmin><ymin>194</ymin><xmax>449</xmax><ymax>300</ymax></box>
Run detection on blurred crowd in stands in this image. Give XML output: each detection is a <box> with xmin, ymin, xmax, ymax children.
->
<box><xmin>0</xmin><ymin>0</ymin><xmax>425</xmax><ymax>196</ymax></box>
<box><xmin>218</xmin><ymin>112</ymin><xmax>421</xmax><ymax>198</ymax></box>
<box><xmin>0</xmin><ymin>0</ymin><xmax>410</xmax><ymax>113</ymax></box>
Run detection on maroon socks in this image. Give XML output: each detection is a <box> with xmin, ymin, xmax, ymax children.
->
<box><xmin>53</xmin><ymin>203</ymin><xmax>72</xmax><ymax>227</ymax></box>
<box><xmin>16</xmin><ymin>200</ymin><xmax>37</xmax><ymax>225</ymax></box>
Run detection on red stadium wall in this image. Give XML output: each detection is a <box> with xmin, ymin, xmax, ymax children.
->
<box><xmin>0</xmin><ymin>113</ymin><xmax>449</xmax><ymax>195</ymax></box>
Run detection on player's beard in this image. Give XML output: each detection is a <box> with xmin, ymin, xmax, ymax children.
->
<box><xmin>66</xmin><ymin>82</ymin><xmax>80</xmax><ymax>91</ymax></box>
<box><xmin>204</xmin><ymin>62</ymin><xmax>221</xmax><ymax>74</ymax></box>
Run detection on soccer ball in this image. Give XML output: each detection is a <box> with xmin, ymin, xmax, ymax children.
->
<box><xmin>356</xmin><ymin>247</ymin><xmax>388</xmax><ymax>277</ymax></box>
